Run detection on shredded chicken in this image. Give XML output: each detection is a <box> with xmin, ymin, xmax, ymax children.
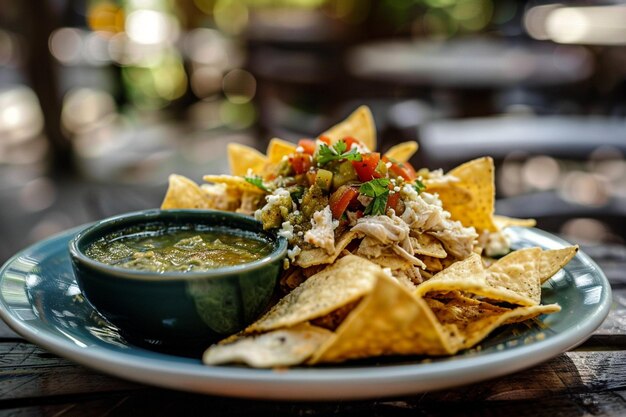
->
<box><xmin>304</xmin><ymin>206</ymin><xmax>335</xmax><ymax>254</ymax></box>
<box><xmin>353</xmin><ymin>213</ymin><xmax>425</xmax><ymax>268</ymax></box>
<box><xmin>429</xmin><ymin>219</ymin><xmax>477</xmax><ymax>259</ymax></box>
<box><xmin>399</xmin><ymin>190</ymin><xmax>477</xmax><ymax>260</ymax></box>
<box><xmin>352</xmin><ymin>213</ymin><xmax>410</xmax><ymax>244</ymax></box>
<box><xmin>400</xmin><ymin>195</ymin><xmax>448</xmax><ymax>233</ymax></box>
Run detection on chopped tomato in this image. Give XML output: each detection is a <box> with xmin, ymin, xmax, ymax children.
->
<box><xmin>329</xmin><ymin>185</ymin><xmax>359</xmax><ymax>219</ymax></box>
<box><xmin>386</xmin><ymin>191</ymin><xmax>400</xmax><ymax>213</ymax></box>
<box><xmin>383</xmin><ymin>156</ymin><xmax>417</xmax><ymax>181</ymax></box>
<box><xmin>290</xmin><ymin>153</ymin><xmax>312</xmax><ymax>175</ymax></box>
<box><xmin>352</xmin><ymin>152</ymin><xmax>381</xmax><ymax>182</ymax></box>
<box><xmin>298</xmin><ymin>139</ymin><xmax>316</xmax><ymax>155</ymax></box>
<box><xmin>343</xmin><ymin>136</ymin><xmax>362</xmax><ymax>150</ymax></box>
<box><xmin>318</xmin><ymin>135</ymin><xmax>332</xmax><ymax>145</ymax></box>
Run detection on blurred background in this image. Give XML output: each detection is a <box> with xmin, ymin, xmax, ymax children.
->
<box><xmin>0</xmin><ymin>0</ymin><xmax>625</xmax><ymax>265</ymax></box>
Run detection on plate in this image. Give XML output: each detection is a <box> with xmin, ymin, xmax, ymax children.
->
<box><xmin>0</xmin><ymin>226</ymin><xmax>612</xmax><ymax>400</ymax></box>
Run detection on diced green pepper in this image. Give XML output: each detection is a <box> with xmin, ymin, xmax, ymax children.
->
<box><xmin>315</xmin><ymin>169</ymin><xmax>333</xmax><ymax>192</ymax></box>
<box><xmin>332</xmin><ymin>160</ymin><xmax>359</xmax><ymax>189</ymax></box>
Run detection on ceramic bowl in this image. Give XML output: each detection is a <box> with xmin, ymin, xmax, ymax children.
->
<box><xmin>68</xmin><ymin>209</ymin><xmax>287</xmax><ymax>350</ymax></box>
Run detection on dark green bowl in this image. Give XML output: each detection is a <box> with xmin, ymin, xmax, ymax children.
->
<box><xmin>68</xmin><ymin>209</ymin><xmax>287</xmax><ymax>351</ymax></box>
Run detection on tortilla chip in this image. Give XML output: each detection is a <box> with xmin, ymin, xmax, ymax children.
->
<box><xmin>487</xmin><ymin>247</ymin><xmax>544</xmax><ymax>304</ymax></box>
<box><xmin>199</xmin><ymin>183</ymin><xmax>242</xmax><ymax>212</ymax></box>
<box><xmin>203</xmin><ymin>174</ymin><xmax>266</xmax><ymax>194</ymax></box>
<box><xmin>367</xmin><ymin>253</ymin><xmax>413</xmax><ymax>270</ymax></box>
<box><xmin>321</xmin><ymin>106</ymin><xmax>376</xmax><ymax>151</ymax></box>
<box><xmin>266</xmin><ymin>138</ymin><xmax>296</xmax><ymax>165</ymax></box>
<box><xmin>245</xmin><ymin>255</ymin><xmax>381</xmax><ymax>334</ymax></box>
<box><xmin>414</xmin><ymin>253</ymin><xmax>537</xmax><ymax>307</ymax></box>
<box><xmin>486</xmin><ymin>246</ymin><xmax>578</xmax><ymax>303</ymax></box>
<box><xmin>227</xmin><ymin>143</ymin><xmax>267</xmax><ymax>177</ymax></box>
<box><xmin>536</xmin><ymin>246</ymin><xmax>578</xmax><ymax>284</ymax></box>
<box><xmin>161</xmin><ymin>174</ymin><xmax>213</xmax><ymax>209</ymax></box>
<box><xmin>295</xmin><ymin>230</ymin><xmax>357</xmax><ymax>268</ymax></box>
<box><xmin>426</xmin><ymin>296</ymin><xmax>560</xmax><ymax>350</ymax></box>
<box><xmin>384</xmin><ymin>141</ymin><xmax>419</xmax><ymax>163</ymax></box>
<box><xmin>411</xmin><ymin>233</ymin><xmax>447</xmax><ymax>258</ymax></box>
<box><xmin>203</xmin><ymin>323</ymin><xmax>333</xmax><ymax>367</ymax></box>
<box><xmin>309</xmin><ymin>273</ymin><xmax>456</xmax><ymax>364</ymax></box>
<box><xmin>493</xmin><ymin>215</ymin><xmax>536</xmax><ymax>230</ymax></box>
<box><xmin>428</xmin><ymin>157</ymin><xmax>497</xmax><ymax>233</ymax></box>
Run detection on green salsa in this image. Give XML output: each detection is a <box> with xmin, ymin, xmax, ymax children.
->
<box><xmin>85</xmin><ymin>225</ymin><xmax>273</xmax><ymax>273</ymax></box>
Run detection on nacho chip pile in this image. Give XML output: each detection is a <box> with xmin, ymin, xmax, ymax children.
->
<box><xmin>204</xmin><ymin>249</ymin><xmax>575</xmax><ymax>367</ymax></box>
<box><xmin>160</xmin><ymin>105</ymin><xmax>579</xmax><ymax>367</ymax></box>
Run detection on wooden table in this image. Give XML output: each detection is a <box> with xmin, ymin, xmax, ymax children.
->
<box><xmin>0</xmin><ymin>247</ymin><xmax>623</xmax><ymax>416</ymax></box>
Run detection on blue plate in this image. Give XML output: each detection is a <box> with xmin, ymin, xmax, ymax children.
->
<box><xmin>0</xmin><ymin>227</ymin><xmax>612</xmax><ymax>400</ymax></box>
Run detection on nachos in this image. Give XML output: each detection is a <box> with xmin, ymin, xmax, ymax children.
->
<box><xmin>161</xmin><ymin>106</ymin><xmax>578</xmax><ymax>367</ymax></box>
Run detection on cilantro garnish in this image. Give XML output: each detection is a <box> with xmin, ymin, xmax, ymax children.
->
<box><xmin>413</xmin><ymin>179</ymin><xmax>426</xmax><ymax>194</ymax></box>
<box><xmin>359</xmin><ymin>178</ymin><xmax>391</xmax><ymax>216</ymax></box>
<box><xmin>316</xmin><ymin>140</ymin><xmax>362</xmax><ymax>166</ymax></box>
<box><xmin>244</xmin><ymin>176</ymin><xmax>269</xmax><ymax>192</ymax></box>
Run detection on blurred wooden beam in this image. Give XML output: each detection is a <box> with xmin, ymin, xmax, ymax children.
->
<box><xmin>21</xmin><ymin>0</ymin><xmax>74</xmax><ymax>176</ymax></box>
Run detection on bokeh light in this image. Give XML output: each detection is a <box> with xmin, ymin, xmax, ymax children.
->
<box><xmin>0</xmin><ymin>87</ymin><xmax>44</xmax><ymax>144</ymax></box>
<box><xmin>559</xmin><ymin>171</ymin><xmax>610</xmax><ymax>207</ymax></box>
<box><xmin>214</xmin><ymin>0</ymin><xmax>250</xmax><ymax>35</ymax></box>
<box><xmin>223</xmin><ymin>69</ymin><xmax>256</xmax><ymax>104</ymax></box>
<box><xmin>126</xmin><ymin>9</ymin><xmax>179</xmax><ymax>45</ymax></box>
<box><xmin>87</xmin><ymin>2</ymin><xmax>124</xmax><ymax>34</ymax></box>
<box><xmin>522</xmin><ymin>155</ymin><xmax>560</xmax><ymax>191</ymax></box>
<box><xmin>18</xmin><ymin>177</ymin><xmax>56</xmax><ymax>212</ymax></box>
<box><xmin>61</xmin><ymin>88</ymin><xmax>117</xmax><ymax>135</ymax></box>
<box><xmin>191</xmin><ymin>66</ymin><xmax>224</xmax><ymax>99</ymax></box>
<box><xmin>49</xmin><ymin>28</ymin><xmax>83</xmax><ymax>65</ymax></box>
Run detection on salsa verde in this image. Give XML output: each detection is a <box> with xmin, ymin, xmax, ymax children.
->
<box><xmin>85</xmin><ymin>226</ymin><xmax>273</xmax><ymax>273</ymax></box>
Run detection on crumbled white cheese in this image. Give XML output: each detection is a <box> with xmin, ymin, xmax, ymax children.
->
<box><xmin>394</xmin><ymin>186</ymin><xmax>401</xmax><ymax>192</ymax></box>
<box><xmin>400</xmin><ymin>184</ymin><xmax>418</xmax><ymax>201</ymax></box>
<box><xmin>295</xmin><ymin>146</ymin><xmax>304</xmax><ymax>153</ymax></box>
<box><xmin>266</xmin><ymin>188</ymin><xmax>290</xmax><ymax>204</ymax></box>
<box><xmin>386</xmin><ymin>162</ymin><xmax>392</xmax><ymax>168</ymax></box>
<box><xmin>429</xmin><ymin>168</ymin><xmax>444</xmax><ymax>178</ymax></box>
<box><xmin>350</xmin><ymin>142</ymin><xmax>369</xmax><ymax>154</ymax></box>
<box><xmin>420</xmin><ymin>191</ymin><xmax>442</xmax><ymax>208</ymax></box>
<box><xmin>484</xmin><ymin>230</ymin><xmax>511</xmax><ymax>257</ymax></box>
<box><xmin>304</xmin><ymin>206</ymin><xmax>335</xmax><ymax>254</ymax></box>
<box><xmin>287</xmin><ymin>245</ymin><xmax>301</xmax><ymax>262</ymax></box>
<box><xmin>278</xmin><ymin>221</ymin><xmax>294</xmax><ymax>240</ymax></box>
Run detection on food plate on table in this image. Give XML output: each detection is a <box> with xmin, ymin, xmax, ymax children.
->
<box><xmin>0</xmin><ymin>106</ymin><xmax>612</xmax><ymax>399</ymax></box>
<box><xmin>0</xmin><ymin>226</ymin><xmax>611</xmax><ymax>400</ymax></box>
